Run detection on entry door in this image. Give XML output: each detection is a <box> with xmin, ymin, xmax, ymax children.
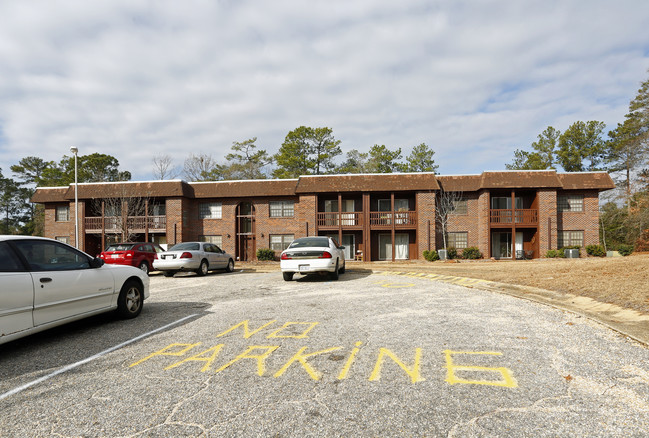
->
<box><xmin>237</xmin><ymin>203</ymin><xmax>255</xmax><ymax>261</ymax></box>
<box><xmin>379</xmin><ymin>233</ymin><xmax>409</xmax><ymax>260</ymax></box>
<box><xmin>491</xmin><ymin>232</ymin><xmax>512</xmax><ymax>259</ymax></box>
<box><xmin>342</xmin><ymin>235</ymin><xmax>354</xmax><ymax>260</ymax></box>
<box><xmin>515</xmin><ymin>232</ymin><xmax>523</xmax><ymax>259</ymax></box>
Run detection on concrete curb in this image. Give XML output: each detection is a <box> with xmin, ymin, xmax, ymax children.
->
<box><xmin>236</xmin><ymin>264</ymin><xmax>649</xmax><ymax>347</ymax></box>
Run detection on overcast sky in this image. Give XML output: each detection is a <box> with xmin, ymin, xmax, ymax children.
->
<box><xmin>0</xmin><ymin>0</ymin><xmax>648</xmax><ymax>182</ymax></box>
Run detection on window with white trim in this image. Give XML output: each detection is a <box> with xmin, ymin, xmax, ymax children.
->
<box><xmin>55</xmin><ymin>236</ymin><xmax>70</xmax><ymax>244</ymax></box>
<box><xmin>269</xmin><ymin>201</ymin><xmax>294</xmax><ymax>217</ymax></box>
<box><xmin>199</xmin><ymin>235</ymin><xmax>223</xmax><ymax>247</ymax></box>
<box><xmin>199</xmin><ymin>202</ymin><xmax>222</xmax><ymax>219</ymax></box>
<box><xmin>558</xmin><ymin>230</ymin><xmax>584</xmax><ymax>247</ymax></box>
<box><xmin>55</xmin><ymin>206</ymin><xmax>69</xmax><ymax>222</ymax></box>
<box><xmin>446</xmin><ymin>232</ymin><xmax>468</xmax><ymax>249</ymax></box>
<box><xmin>451</xmin><ymin>198</ymin><xmax>468</xmax><ymax>215</ymax></box>
<box><xmin>270</xmin><ymin>234</ymin><xmax>294</xmax><ymax>252</ymax></box>
<box><xmin>558</xmin><ymin>195</ymin><xmax>584</xmax><ymax>212</ymax></box>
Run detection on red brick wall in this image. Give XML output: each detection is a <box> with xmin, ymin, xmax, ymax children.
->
<box><xmin>416</xmin><ymin>191</ymin><xmax>436</xmax><ymax>258</ymax></box>
<box><xmin>557</xmin><ymin>190</ymin><xmax>601</xmax><ymax>252</ymax></box>
<box><xmin>538</xmin><ymin>189</ymin><xmax>557</xmax><ymax>255</ymax></box>
<box><xmin>477</xmin><ymin>190</ymin><xmax>490</xmax><ymax>257</ymax></box>
<box><xmin>437</xmin><ymin>193</ymin><xmax>481</xmax><ymax>253</ymax></box>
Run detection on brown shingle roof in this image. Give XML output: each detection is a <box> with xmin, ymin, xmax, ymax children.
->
<box><xmin>480</xmin><ymin>171</ymin><xmax>563</xmax><ymax>189</ymax></box>
<box><xmin>190</xmin><ymin>179</ymin><xmax>298</xmax><ymax>198</ymax></box>
<box><xmin>295</xmin><ymin>173</ymin><xmax>439</xmax><ymax>193</ymax></box>
<box><xmin>558</xmin><ymin>172</ymin><xmax>615</xmax><ymax>190</ymax></box>
<box><xmin>30</xmin><ymin>187</ymin><xmax>69</xmax><ymax>203</ymax></box>
<box><xmin>436</xmin><ymin>175</ymin><xmax>481</xmax><ymax>192</ymax></box>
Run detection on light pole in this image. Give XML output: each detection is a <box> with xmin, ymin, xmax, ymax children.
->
<box><xmin>70</xmin><ymin>146</ymin><xmax>79</xmax><ymax>248</ymax></box>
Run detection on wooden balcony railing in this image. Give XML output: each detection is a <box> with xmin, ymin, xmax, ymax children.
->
<box><xmin>369</xmin><ymin>211</ymin><xmax>417</xmax><ymax>227</ymax></box>
<box><xmin>316</xmin><ymin>212</ymin><xmax>363</xmax><ymax>227</ymax></box>
<box><xmin>84</xmin><ymin>216</ymin><xmax>166</xmax><ymax>233</ymax></box>
<box><xmin>490</xmin><ymin>209</ymin><xmax>538</xmax><ymax>226</ymax></box>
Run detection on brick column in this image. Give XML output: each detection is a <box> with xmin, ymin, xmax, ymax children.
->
<box><xmin>477</xmin><ymin>190</ymin><xmax>490</xmax><ymax>258</ymax></box>
<box><xmin>538</xmin><ymin>189</ymin><xmax>557</xmax><ymax>255</ymax></box>
<box><xmin>416</xmin><ymin>191</ymin><xmax>436</xmax><ymax>259</ymax></box>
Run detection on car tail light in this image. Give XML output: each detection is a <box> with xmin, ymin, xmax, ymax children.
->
<box><xmin>280</xmin><ymin>252</ymin><xmax>291</xmax><ymax>260</ymax></box>
<box><xmin>99</xmin><ymin>254</ymin><xmax>105</xmax><ymax>259</ymax></box>
<box><xmin>125</xmin><ymin>251</ymin><xmax>133</xmax><ymax>258</ymax></box>
<box><xmin>180</xmin><ymin>252</ymin><xmax>193</xmax><ymax>259</ymax></box>
<box><xmin>319</xmin><ymin>251</ymin><xmax>332</xmax><ymax>259</ymax></box>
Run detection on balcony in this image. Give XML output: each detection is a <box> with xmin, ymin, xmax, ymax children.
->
<box><xmin>84</xmin><ymin>216</ymin><xmax>167</xmax><ymax>233</ymax></box>
<box><xmin>370</xmin><ymin>211</ymin><xmax>417</xmax><ymax>228</ymax></box>
<box><xmin>490</xmin><ymin>209</ymin><xmax>538</xmax><ymax>226</ymax></box>
<box><xmin>317</xmin><ymin>212</ymin><xmax>363</xmax><ymax>229</ymax></box>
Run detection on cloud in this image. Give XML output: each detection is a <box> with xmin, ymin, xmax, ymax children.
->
<box><xmin>0</xmin><ymin>0</ymin><xmax>647</xmax><ymax>180</ymax></box>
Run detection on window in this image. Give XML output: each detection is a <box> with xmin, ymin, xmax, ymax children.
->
<box><xmin>0</xmin><ymin>242</ymin><xmax>23</xmax><ymax>272</ymax></box>
<box><xmin>558</xmin><ymin>195</ymin><xmax>584</xmax><ymax>212</ymax></box>
<box><xmin>270</xmin><ymin>234</ymin><xmax>294</xmax><ymax>252</ymax></box>
<box><xmin>199</xmin><ymin>202</ymin><xmax>222</xmax><ymax>219</ymax></box>
<box><xmin>558</xmin><ymin>230</ymin><xmax>584</xmax><ymax>247</ymax></box>
<box><xmin>269</xmin><ymin>201</ymin><xmax>294</xmax><ymax>217</ymax></box>
<box><xmin>446</xmin><ymin>232</ymin><xmax>468</xmax><ymax>249</ymax></box>
<box><xmin>55</xmin><ymin>236</ymin><xmax>70</xmax><ymax>244</ymax></box>
<box><xmin>199</xmin><ymin>235</ymin><xmax>223</xmax><ymax>247</ymax></box>
<box><xmin>13</xmin><ymin>240</ymin><xmax>90</xmax><ymax>271</ymax></box>
<box><xmin>451</xmin><ymin>198</ymin><xmax>468</xmax><ymax>215</ymax></box>
<box><xmin>55</xmin><ymin>206</ymin><xmax>69</xmax><ymax>222</ymax></box>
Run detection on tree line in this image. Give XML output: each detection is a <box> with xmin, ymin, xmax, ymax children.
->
<box><xmin>505</xmin><ymin>70</ymin><xmax>649</xmax><ymax>251</ymax></box>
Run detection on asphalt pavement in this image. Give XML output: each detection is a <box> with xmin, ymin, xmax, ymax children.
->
<box><xmin>1</xmin><ymin>270</ymin><xmax>648</xmax><ymax>437</ymax></box>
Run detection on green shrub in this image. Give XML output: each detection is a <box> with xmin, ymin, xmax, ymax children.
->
<box><xmin>256</xmin><ymin>248</ymin><xmax>276</xmax><ymax>261</ymax></box>
<box><xmin>616</xmin><ymin>244</ymin><xmax>634</xmax><ymax>256</ymax></box>
<box><xmin>545</xmin><ymin>249</ymin><xmax>564</xmax><ymax>258</ymax></box>
<box><xmin>423</xmin><ymin>250</ymin><xmax>440</xmax><ymax>261</ymax></box>
<box><xmin>586</xmin><ymin>244</ymin><xmax>606</xmax><ymax>257</ymax></box>
<box><xmin>462</xmin><ymin>246</ymin><xmax>482</xmax><ymax>259</ymax></box>
<box><xmin>446</xmin><ymin>247</ymin><xmax>458</xmax><ymax>260</ymax></box>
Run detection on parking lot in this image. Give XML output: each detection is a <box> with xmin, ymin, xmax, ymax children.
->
<box><xmin>1</xmin><ymin>269</ymin><xmax>649</xmax><ymax>436</ymax></box>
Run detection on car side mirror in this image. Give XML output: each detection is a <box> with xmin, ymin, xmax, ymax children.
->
<box><xmin>221</xmin><ymin>250</ymin><xmax>226</xmax><ymax>254</ymax></box>
<box><xmin>339</xmin><ymin>246</ymin><xmax>345</xmax><ymax>250</ymax></box>
<box><xmin>90</xmin><ymin>257</ymin><xmax>105</xmax><ymax>268</ymax></box>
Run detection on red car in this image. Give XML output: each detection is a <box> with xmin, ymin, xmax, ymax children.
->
<box><xmin>99</xmin><ymin>242</ymin><xmax>164</xmax><ymax>275</ymax></box>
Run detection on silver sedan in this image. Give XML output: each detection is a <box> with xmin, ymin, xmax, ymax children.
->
<box><xmin>153</xmin><ymin>242</ymin><xmax>235</xmax><ymax>277</ymax></box>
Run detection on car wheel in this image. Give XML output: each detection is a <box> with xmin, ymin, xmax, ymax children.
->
<box><xmin>163</xmin><ymin>271</ymin><xmax>176</xmax><ymax>277</ymax></box>
<box><xmin>339</xmin><ymin>261</ymin><xmax>345</xmax><ymax>274</ymax></box>
<box><xmin>330</xmin><ymin>260</ymin><xmax>339</xmax><ymax>280</ymax></box>
<box><xmin>283</xmin><ymin>272</ymin><xmax>294</xmax><ymax>281</ymax></box>
<box><xmin>225</xmin><ymin>259</ymin><xmax>235</xmax><ymax>273</ymax></box>
<box><xmin>138</xmin><ymin>261</ymin><xmax>149</xmax><ymax>275</ymax></box>
<box><xmin>116</xmin><ymin>280</ymin><xmax>144</xmax><ymax>319</ymax></box>
<box><xmin>196</xmin><ymin>259</ymin><xmax>208</xmax><ymax>276</ymax></box>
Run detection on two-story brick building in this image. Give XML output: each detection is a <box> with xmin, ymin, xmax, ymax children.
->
<box><xmin>31</xmin><ymin>170</ymin><xmax>615</xmax><ymax>261</ymax></box>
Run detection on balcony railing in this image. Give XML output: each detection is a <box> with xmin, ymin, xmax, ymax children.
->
<box><xmin>490</xmin><ymin>209</ymin><xmax>538</xmax><ymax>226</ymax></box>
<box><xmin>369</xmin><ymin>211</ymin><xmax>417</xmax><ymax>227</ymax></box>
<box><xmin>317</xmin><ymin>212</ymin><xmax>363</xmax><ymax>227</ymax></box>
<box><xmin>84</xmin><ymin>216</ymin><xmax>166</xmax><ymax>233</ymax></box>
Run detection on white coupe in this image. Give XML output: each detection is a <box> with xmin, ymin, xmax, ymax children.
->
<box><xmin>0</xmin><ymin>236</ymin><xmax>149</xmax><ymax>346</ymax></box>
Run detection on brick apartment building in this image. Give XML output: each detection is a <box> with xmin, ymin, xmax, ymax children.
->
<box><xmin>31</xmin><ymin>170</ymin><xmax>615</xmax><ymax>261</ymax></box>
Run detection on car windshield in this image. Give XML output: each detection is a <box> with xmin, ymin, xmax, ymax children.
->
<box><xmin>169</xmin><ymin>242</ymin><xmax>200</xmax><ymax>251</ymax></box>
<box><xmin>106</xmin><ymin>244</ymin><xmax>135</xmax><ymax>251</ymax></box>
<box><xmin>288</xmin><ymin>237</ymin><xmax>330</xmax><ymax>248</ymax></box>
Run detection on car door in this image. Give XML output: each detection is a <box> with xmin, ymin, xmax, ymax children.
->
<box><xmin>213</xmin><ymin>245</ymin><xmax>227</xmax><ymax>268</ymax></box>
<box><xmin>0</xmin><ymin>241</ymin><xmax>34</xmax><ymax>337</ymax></box>
<box><xmin>12</xmin><ymin>239</ymin><xmax>115</xmax><ymax>326</ymax></box>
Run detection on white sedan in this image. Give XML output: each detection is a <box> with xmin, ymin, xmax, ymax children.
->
<box><xmin>280</xmin><ymin>236</ymin><xmax>346</xmax><ymax>281</ymax></box>
<box><xmin>0</xmin><ymin>235</ymin><xmax>149</xmax><ymax>346</ymax></box>
<box><xmin>153</xmin><ymin>242</ymin><xmax>235</xmax><ymax>277</ymax></box>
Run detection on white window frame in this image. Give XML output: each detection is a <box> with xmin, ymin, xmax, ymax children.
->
<box><xmin>55</xmin><ymin>206</ymin><xmax>70</xmax><ymax>222</ymax></box>
<box><xmin>55</xmin><ymin>236</ymin><xmax>70</xmax><ymax>244</ymax></box>
<box><xmin>269</xmin><ymin>201</ymin><xmax>294</xmax><ymax>218</ymax></box>
<box><xmin>558</xmin><ymin>230</ymin><xmax>584</xmax><ymax>247</ymax></box>
<box><xmin>199</xmin><ymin>202</ymin><xmax>222</xmax><ymax>219</ymax></box>
<box><xmin>199</xmin><ymin>235</ymin><xmax>223</xmax><ymax>247</ymax></box>
<box><xmin>446</xmin><ymin>232</ymin><xmax>468</xmax><ymax>249</ymax></box>
<box><xmin>558</xmin><ymin>195</ymin><xmax>584</xmax><ymax>212</ymax></box>
<box><xmin>270</xmin><ymin>234</ymin><xmax>294</xmax><ymax>252</ymax></box>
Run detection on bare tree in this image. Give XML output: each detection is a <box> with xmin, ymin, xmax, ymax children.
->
<box><xmin>152</xmin><ymin>154</ymin><xmax>179</xmax><ymax>180</ymax></box>
<box><xmin>92</xmin><ymin>185</ymin><xmax>149</xmax><ymax>243</ymax></box>
<box><xmin>183</xmin><ymin>153</ymin><xmax>224</xmax><ymax>181</ymax></box>
<box><xmin>435</xmin><ymin>188</ymin><xmax>464</xmax><ymax>251</ymax></box>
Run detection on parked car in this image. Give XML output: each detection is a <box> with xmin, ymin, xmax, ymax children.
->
<box><xmin>280</xmin><ymin>236</ymin><xmax>345</xmax><ymax>281</ymax></box>
<box><xmin>153</xmin><ymin>241</ymin><xmax>235</xmax><ymax>277</ymax></box>
<box><xmin>0</xmin><ymin>235</ymin><xmax>150</xmax><ymax>346</ymax></box>
<box><xmin>98</xmin><ymin>242</ymin><xmax>164</xmax><ymax>275</ymax></box>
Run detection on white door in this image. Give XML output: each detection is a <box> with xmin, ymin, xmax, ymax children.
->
<box><xmin>395</xmin><ymin>233</ymin><xmax>409</xmax><ymax>260</ymax></box>
<box><xmin>12</xmin><ymin>240</ymin><xmax>114</xmax><ymax>326</ymax></box>
<box><xmin>515</xmin><ymin>232</ymin><xmax>524</xmax><ymax>259</ymax></box>
<box><xmin>341</xmin><ymin>235</ymin><xmax>354</xmax><ymax>260</ymax></box>
<box><xmin>0</xmin><ymin>242</ymin><xmax>34</xmax><ymax>336</ymax></box>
